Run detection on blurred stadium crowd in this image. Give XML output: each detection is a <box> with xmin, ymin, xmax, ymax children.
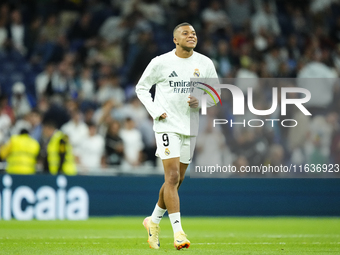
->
<box><xmin>0</xmin><ymin>0</ymin><xmax>340</xmax><ymax>176</ymax></box>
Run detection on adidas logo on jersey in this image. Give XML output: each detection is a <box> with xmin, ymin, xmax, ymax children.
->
<box><xmin>169</xmin><ymin>71</ymin><xmax>178</xmax><ymax>77</ymax></box>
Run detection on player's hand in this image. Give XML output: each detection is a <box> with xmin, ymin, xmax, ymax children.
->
<box><xmin>188</xmin><ymin>96</ymin><xmax>199</xmax><ymax>108</ymax></box>
<box><xmin>159</xmin><ymin>113</ymin><xmax>167</xmax><ymax>120</ymax></box>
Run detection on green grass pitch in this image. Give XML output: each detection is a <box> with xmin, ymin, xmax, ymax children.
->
<box><xmin>0</xmin><ymin>217</ymin><xmax>339</xmax><ymax>254</ymax></box>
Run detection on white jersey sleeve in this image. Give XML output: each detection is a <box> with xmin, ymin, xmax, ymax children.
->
<box><xmin>135</xmin><ymin>57</ymin><xmax>165</xmax><ymax>120</ymax></box>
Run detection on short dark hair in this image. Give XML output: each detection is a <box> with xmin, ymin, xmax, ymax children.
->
<box><xmin>86</xmin><ymin>121</ymin><xmax>96</xmax><ymax>128</ymax></box>
<box><xmin>42</xmin><ymin>119</ymin><xmax>57</xmax><ymax>129</ymax></box>
<box><xmin>31</xmin><ymin>109</ymin><xmax>41</xmax><ymax>115</ymax></box>
<box><xmin>173</xmin><ymin>22</ymin><xmax>193</xmax><ymax>36</ymax></box>
<box><xmin>20</xmin><ymin>128</ymin><xmax>29</xmax><ymax>135</ymax></box>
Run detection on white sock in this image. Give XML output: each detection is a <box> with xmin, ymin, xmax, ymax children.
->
<box><xmin>151</xmin><ymin>204</ymin><xmax>167</xmax><ymax>224</ymax></box>
<box><xmin>169</xmin><ymin>212</ymin><xmax>183</xmax><ymax>234</ymax></box>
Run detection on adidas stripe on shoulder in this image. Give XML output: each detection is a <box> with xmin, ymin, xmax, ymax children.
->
<box><xmin>169</xmin><ymin>71</ymin><xmax>178</xmax><ymax>77</ymax></box>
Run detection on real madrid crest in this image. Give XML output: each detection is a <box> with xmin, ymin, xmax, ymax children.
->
<box><xmin>165</xmin><ymin>148</ymin><xmax>170</xmax><ymax>156</ymax></box>
<box><xmin>194</xmin><ymin>68</ymin><xmax>200</xmax><ymax>77</ymax></box>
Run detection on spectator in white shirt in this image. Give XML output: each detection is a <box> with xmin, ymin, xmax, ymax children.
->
<box><xmin>77</xmin><ymin>67</ymin><xmax>95</xmax><ymax>101</ymax></box>
<box><xmin>50</xmin><ymin>61</ymin><xmax>74</xmax><ymax>96</ymax></box>
<box><xmin>36</xmin><ymin>61</ymin><xmax>74</xmax><ymax>98</ymax></box>
<box><xmin>251</xmin><ymin>2</ymin><xmax>281</xmax><ymax>36</ymax></box>
<box><xmin>35</xmin><ymin>62</ymin><xmax>55</xmax><ymax>99</ymax></box>
<box><xmin>114</xmin><ymin>96</ymin><xmax>147</xmax><ymax>125</ymax></box>
<box><xmin>96</xmin><ymin>76</ymin><xmax>116</xmax><ymax>105</ymax></box>
<box><xmin>11</xmin><ymin>82</ymin><xmax>32</xmax><ymax>119</ymax></box>
<box><xmin>137</xmin><ymin>0</ymin><xmax>165</xmax><ymax>25</ymax></box>
<box><xmin>0</xmin><ymin>97</ymin><xmax>12</xmax><ymax>145</ymax></box>
<box><xmin>202</xmin><ymin>0</ymin><xmax>230</xmax><ymax>34</ymax></box>
<box><xmin>110</xmin><ymin>75</ymin><xmax>125</xmax><ymax>106</ymax></box>
<box><xmin>76</xmin><ymin>122</ymin><xmax>105</xmax><ymax>172</ymax></box>
<box><xmin>61</xmin><ymin>109</ymin><xmax>89</xmax><ymax>155</ymax></box>
<box><xmin>120</xmin><ymin>117</ymin><xmax>144</xmax><ymax>168</ymax></box>
<box><xmin>96</xmin><ymin>75</ymin><xmax>125</xmax><ymax>106</ymax></box>
<box><xmin>297</xmin><ymin>56</ymin><xmax>338</xmax><ymax>113</ymax></box>
<box><xmin>8</xmin><ymin>9</ymin><xmax>26</xmax><ymax>54</ymax></box>
<box><xmin>99</xmin><ymin>16</ymin><xmax>128</xmax><ymax>44</ymax></box>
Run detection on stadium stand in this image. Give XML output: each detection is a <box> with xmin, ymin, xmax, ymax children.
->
<box><xmin>0</xmin><ymin>0</ymin><xmax>339</xmax><ymax>176</ymax></box>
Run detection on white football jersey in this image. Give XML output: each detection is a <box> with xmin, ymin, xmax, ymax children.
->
<box><xmin>136</xmin><ymin>49</ymin><xmax>219</xmax><ymax>136</ymax></box>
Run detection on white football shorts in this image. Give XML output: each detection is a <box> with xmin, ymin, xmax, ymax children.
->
<box><xmin>155</xmin><ymin>132</ymin><xmax>196</xmax><ymax>164</ymax></box>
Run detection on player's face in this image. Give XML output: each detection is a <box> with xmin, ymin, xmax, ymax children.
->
<box><xmin>174</xmin><ymin>25</ymin><xmax>197</xmax><ymax>50</ymax></box>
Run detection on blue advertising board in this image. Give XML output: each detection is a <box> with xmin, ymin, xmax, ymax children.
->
<box><xmin>0</xmin><ymin>174</ymin><xmax>339</xmax><ymax>220</ymax></box>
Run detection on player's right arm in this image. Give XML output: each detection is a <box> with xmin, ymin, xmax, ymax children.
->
<box><xmin>135</xmin><ymin>57</ymin><xmax>166</xmax><ymax>120</ymax></box>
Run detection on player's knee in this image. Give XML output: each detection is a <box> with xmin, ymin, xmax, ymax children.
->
<box><xmin>165</xmin><ymin>170</ymin><xmax>180</xmax><ymax>186</ymax></box>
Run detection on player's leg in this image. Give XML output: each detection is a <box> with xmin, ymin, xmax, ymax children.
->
<box><xmin>172</xmin><ymin>135</ymin><xmax>195</xmax><ymax>250</ymax></box>
<box><xmin>162</xmin><ymin>157</ymin><xmax>190</xmax><ymax>250</ymax></box>
<box><xmin>151</xmin><ymin>133</ymin><xmax>182</xmax><ymax>219</ymax></box>
<box><xmin>170</xmin><ymin>162</ymin><xmax>190</xmax><ymax>250</ymax></box>
<box><xmin>162</xmin><ymin>157</ymin><xmax>181</xmax><ymax>213</ymax></box>
<box><xmin>150</xmin><ymin>183</ymin><xmax>166</xmax><ymax>224</ymax></box>
<box><xmin>144</xmin><ymin>160</ymin><xmax>180</xmax><ymax>250</ymax></box>
<box><xmin>145</xmin><ymin>159</ymin><xmax>180</xmax><ymax>248</ymax></box>
<box><xmin>143</xmin><ymin>133</ymin><xmax>181</xmax><ymax>249</ymax></box>
<box><xmin>156</xmin><ymin>162</ymin><xmax>186</xmax><ymax>203</ymax></box>
<box><xmin>154</xmin><ymin>161</ymin><xmax>186</xmax><ymax>217</ymax></box>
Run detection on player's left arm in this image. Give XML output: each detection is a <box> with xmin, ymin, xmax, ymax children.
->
<box><xmin>194</xmin><ymin>59</ymin><xmax>220</xmax><ymax>109</ymax></box>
